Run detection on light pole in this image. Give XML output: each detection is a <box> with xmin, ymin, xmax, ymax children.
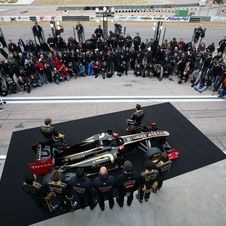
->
<box><xmin>95</xmin><ymin>6</ymin><xmax>114</xmax><ymax>39</ymax></box>
<box><xmin>50</xmin><ymin>21</ymin><xmax>56</xmax><ymax>37</ymax></box>
<box><xmin>153</xmin><ymin>21</ymin><xmax>163</xmax><ymax>59</ymax></box>
<box><xmin>153</xmin><ymin>21</ymin><xmax>163</xmax><ymax>45</ymax></box>
<box><xmin>0</xmin><ymin>27</ymin><xmax>8</xmax><ymax>59</ymax></box>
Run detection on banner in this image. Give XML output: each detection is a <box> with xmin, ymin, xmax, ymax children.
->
<box><xmin>164</xmin><ymin>16</ymin><xmax>190</xmax><ymax>22</ymax></box>
<box><xmin>210</xmin><ymin>16</ymin><xmax>226</xmax><ymax>22</ymax></box>
<box><xmin>0</xmin><ymin>16</ymin><xmax>30</xmax><ymax>22</ymax></box>
<box><xmin>36</xmin><ymin>16</ymin><xmax>62</xmax><ymax>22</ymax></box>
<box><xmin>94</xmin><ymin>16</ymin><xmax>190</xmax><ymax>22</ymax></box>
<box><xmin>0</xmin><ymin>16</ymin><xmax>63</xmax><ymax>22</ymax></box>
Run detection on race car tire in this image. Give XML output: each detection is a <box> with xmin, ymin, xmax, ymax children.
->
<box><xmin>145</xmin><ymin>147</ymin><xmax>161</xmax><ymax>160</ymax></box>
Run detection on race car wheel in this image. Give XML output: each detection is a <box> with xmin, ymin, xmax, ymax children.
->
<box><xmin>145</xmin><ymin>147</ymin><xmax>161</xmax><ymax>161</ymax></box>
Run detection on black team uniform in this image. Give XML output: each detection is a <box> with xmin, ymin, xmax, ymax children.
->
<box><xmin>136</xmin><ymin>160</ymin><xmax>159</xmax><ymax>202</ymax></box>
<box><xmin>44</xmin><ymin>170</ymin><xmax>75</xmax><ymax>212</ymax></box>
<box><xmin>116</xmin><ymin>161</ymin><xmax>141</xmax><ymax>207</ymax></box>
<box><xmin>40</xmin><ymin>124</ymin><xmax>59</xmax><ymax>142</ymax></box>
<box><xmin>127</xmin><ymin>104</ymin><xmax>145</xmax><ymax>132</ymax></box>
<box><xmin>68</xmin><ymin>168</ymin><xmax>96</xmax><ymax>210</ymax></box>
<box><xmin>155</xmin><ymin>153</ymin><xmax>172</xmax><ymax>190</ymax></box>
<box><xmin>93</xmin><ymin>170</ymin><xmax>115</xmax><ymax>211</ymax></box>
<box><xmin>22</xmin><ymin>174</ymin><xmax>44</xmax><ymax>209</ymax></box>
<box><xmin>40</xmin><ymin>118</ymin><xmax>65</xmax><ymax>149</ymax></box>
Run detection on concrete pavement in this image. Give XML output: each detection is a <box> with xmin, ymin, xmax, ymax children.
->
<box><xmin>1</xmin><ymin>21</ymin><xmax>226</xmax><ymax>45</ymax></box>
<box><xmin>0</xmin><ymin>74</ymin><xmax>226</xmax><ymax>226</ymax></box>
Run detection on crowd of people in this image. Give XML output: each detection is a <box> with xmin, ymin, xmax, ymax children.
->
<box><xmin>0</xmin><ymin>22</ymin><xmax>226</xmax><ymax>98</ymax></box>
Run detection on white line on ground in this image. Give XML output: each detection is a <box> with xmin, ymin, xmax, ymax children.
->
<box><xmin>0</xmin><ymin>155</ymin><xmax>6</xmax><ymax>160</ymax></box>
<box><xmin>3</xmin><ymin>95</ymin><xmax>220</xmax><ymax>100</ymax></box>
<box><xmin>2</xmin><ymin>95</ymin><xmax>225</xmax><ymax>103</ymax></box>
<box><xmin>3</xmin><ymin>99</ymin><xmax>226</xmax><ymax>104</ymax></box>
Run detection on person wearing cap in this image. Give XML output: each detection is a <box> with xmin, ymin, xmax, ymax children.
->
<box><xmin>127</xmin><ymin>104</ymin><xmax>145</xmax><ymax>128</ymax></box>
<box><xmin>93</xmin><ymin>166</ymin><xmax>115</xmax><ymax>211</ymax></box>
<box><xmin>116</xmin><ymin>160</ymin><xmax>141</xmax><ymax>207</ymax></box>
<box><xmin>136</xmin><ymin>160</ymin><xmax>159</xmax><ymax>203</ymax></box>
<box><xmin>155</xmin><ymin>152</ymin><xmax>173</xmax><ymax>190</ymax></box>
<box><xmin>40</xmin><ymin>118</ymin><xmax>65</xmax><ymax>145</ymax></box>
<box><xmin>68</xmin><ymin>168</ymin><xmax>96</xmax><ymax>210</ymax></box>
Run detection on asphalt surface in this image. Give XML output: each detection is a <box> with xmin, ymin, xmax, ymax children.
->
<box><xmin>0</xmin><ymin>21</ymin><xmax>226</xmax><ymax>45</ymax></box>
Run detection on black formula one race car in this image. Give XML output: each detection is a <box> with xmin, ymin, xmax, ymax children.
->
<box><xmin>28</xmin><ymin>124</ymin><xmax>179</xmax><ymax>176</ymax></box>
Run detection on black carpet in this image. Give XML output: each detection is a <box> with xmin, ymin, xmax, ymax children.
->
<box><xmin>0</xmin><ymin>102</ymin><xmax>225</xmax><ymax>226</ymax></box>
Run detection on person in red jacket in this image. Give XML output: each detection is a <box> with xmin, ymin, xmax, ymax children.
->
<box><xmin>52</xmin><ymin>56</ymin><xmax>62</xmax><ymax>71</ymax></box>
<box><xmin>36</xmin><ymin>59</ymin><xmax>47</xmax><ymax>84</ymax></box>
<box><xmin>59</xmin><ymin>64</ymin><xmax>69</xmax><ymax>80</ymax></box>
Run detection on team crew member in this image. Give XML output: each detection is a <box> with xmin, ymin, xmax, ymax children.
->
<box><xmin>127</xmin><ymin>104</ymin><xmax>145</xmax><ymax>128</ymax></box>
<box><xmin>23</xmin><ymin>173</ymin><xmax>44</xmax><ymax>209</ymax></box>
<box><xmin>155</xmin><ymin>152</ymin><xmax>172</xmax><ymax>190</ymax></box>
<box><xmin>40</xmin><ymin>118</ymin><xmax>65</xmax><ymax>144</ymax></box>
<box><xmin>116</xmin><ymin>160</ymin><xmax>141</xmax><ymax>207</ymax></box>
<box><xmin>45</xmin><ymin>170</ymin><xmax>75</xmax><ymax>212</ymax></box>
<box><xmin>93</xmin><ymin>166</ymin><xmax>115</xmax><ymax>211</ymax></box>
<box><xmin>136</xmin><ymin>160</ymin><xmax>159</xmax><ymax>203</ymax></box>
<box><xmin>68</xmin><ymin>168</ymin><xmax>96</xmax><ymax>210</ymax></box>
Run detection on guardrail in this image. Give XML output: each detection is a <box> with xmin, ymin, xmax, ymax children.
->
<box><xmin>0</xmin><ymin>15</ymin><xmax>226</xmax><ymax>23</ymax></box>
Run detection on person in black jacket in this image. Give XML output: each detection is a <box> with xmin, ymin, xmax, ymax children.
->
<box><xmin>116</xmin><ymin>160</ymin><xmax>141</xmax><ymax>207</ymax></box>
<box><xmin>133</xmin><ymin>32</ymin><xmax>141</xmax><ymax>51</ymax></box>
<box><xmin>155</xmin><ymin>152</ymin><xmax>172</xmax><ymax>190</ymax></box>
<box><xmin>68</xmin><ymin>168</ymin><xmax>96</xmax><ymax>210</ymax></box>
<box><xmin>22</xmin><ymin>173</ymin><xmax>44</xmax><ymax>209</ymax></box>
<box><xmin>136</xmin><ymin>160</ymin><xmax>159</xmax><ymax>203</ymax></box>
<box><xmin>8</xmin><ymin>40</ymin><xmax>18</xmax><ymax>53</ymax></box>
<box><xmin>32</xmin><ymin>22</ymin><xmax>44</xmax><ymax>44</ymax></box>
<box><xmin>44</xmin><ymin>170</ymin><xmax>75</xmax><ymax>212</ymax></box>
<box><xmin>93</xmin><ymin>166</ymin><xmax>115</xmax><ymax>211</ymax></box>
<box><xmin>40</xmin><ymin>118</ymin><xmax>65</xmax><ymax>145</ymax></box>
<box><xmin>218</xmin><ymin>37</ymin><xmax>226</xmax><ymax>53</ymax></box>
<box><xmin>95</xmin><ymin>25</ymin><xmax>103</xmax><ymax>39</ymax></box>
<box><xmin>127</xmin><ymin>104</ymin><xmax>145</xmax><ymax>128</ymax></box>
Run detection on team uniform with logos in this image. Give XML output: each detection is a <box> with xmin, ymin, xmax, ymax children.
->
<box><xmin>129</xmin><ymin>109</ymin><xmax>145</xmax><ymax>126</ymax></box>
<box><xmin>68</xmin><ymin>176</ymin><xmax>96</xmax><ymax>210</ymax></box>
<box><xmin>23</xmin><ymin>181</ymin><xmax>44</xmax><ymax>208</ymax></box>
<box><xmin>40</xmin><ymin>125</ymin><xmax>60</xmax><ymax>143</ymax></box>
<box><xmin>116</xmin><ymin>171</ymin><xmax>141</xmax><ymax>207</ymax></box>
<box><xmin>44</xmin><ymin>180</ymin><xmax>74</xmax><ymax>212</ymax></box>
<box><xmin>155</xmin><ymin>159</ymin><xmax>172</xmax><ymax>189</ymax></box>
<box><xmin>93</xmin><ymin>174</ymin><xmax>115</xmax><ymax>210</ymax></box>
<box><xmin>137</xmin><ymin>169</ymin><xmax>159</xmax><ymax>202</ymax></box>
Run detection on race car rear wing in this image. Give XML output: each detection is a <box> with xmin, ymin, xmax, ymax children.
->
<box><xmin>122</xmin><ymin>130</ymin><xmax>170</xmax><ymax>146</ymax></box>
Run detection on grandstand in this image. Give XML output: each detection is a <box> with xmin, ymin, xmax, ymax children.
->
<box><xmin>32</xmin><ymin>0</ymin><xmax>200</xmax><ymax>6</ymax></box>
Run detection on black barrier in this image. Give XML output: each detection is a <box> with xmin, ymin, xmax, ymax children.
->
<box><xmin>190</xmin><ymin>16</ymin><xmax>201</xmax><ymax>22</ymax></box>
<box><xmin>62</xmin><ymin>16</ymin><xmax>89</xmax><ymax>21</ymax></box>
